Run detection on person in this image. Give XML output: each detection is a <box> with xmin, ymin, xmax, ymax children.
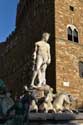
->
<box><xmin>31</xmin><ymin>32</ymin><xmax>51</xmax><ymax>87</ymax></box>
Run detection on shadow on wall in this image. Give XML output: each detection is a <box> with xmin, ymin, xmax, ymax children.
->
<box><xmin>26</xmin><ymin>0</ymin><xmax>56</xmax><ymax>89</ymax></box>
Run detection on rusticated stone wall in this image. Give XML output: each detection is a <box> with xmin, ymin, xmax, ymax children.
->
<box><xmin>55</xmin><ymin>0</ymin><xmax>83</xmax><ymax>44</ymax></box>
<box><xmin>56</xmin><ymin>39</ymin><xmax>83</xmax><ymax>108</ymax></box>
<box><xmin>55</xmin><ymin>0</ymin><xmax>83</xmax><ymax>108</ymax></box>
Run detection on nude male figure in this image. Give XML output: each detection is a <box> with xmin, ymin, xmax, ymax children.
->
<box><xmin>31</xmin><ymin>32</ymin><xmax>51</xmax><ymax>87</ymax></box>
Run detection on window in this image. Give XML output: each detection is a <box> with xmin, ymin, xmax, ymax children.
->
<box><xmin>67</xmin><ymin>27</ymin><xmax>72</xmax><ymax>41</ymax></box>
<box><xmin>69</xmin><ymin>6</ymin><xmax>74</xmax><ymax>11</ymax></box>
<box><xmin>79</xmin><ymin>62</ymin><xmax>83</xmax><ymax>78</ymax></box>
<box><xmin>67</xmin><ymin>25</ymin><xmax>79</xmax><ymax>43</ymax></box>
<box><xmin>73</xmin><ymin>29</ymin><xmax>78</xmax><ymax>43</ymax></box>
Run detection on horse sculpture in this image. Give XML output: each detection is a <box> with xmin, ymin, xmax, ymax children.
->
<box><xmin>22</xmin><ymin>85</ymin><xmax>77</xmax><ymax>113</ymax></box>
<box><xmin>38</xmin><ymin>88</ymin><xmax>55</xmax><ymax>113</ymax></box>
<box><xmin>53</xmin><ymin>93</ymin><xmax>76</xmax><ymax>113</ymax></box>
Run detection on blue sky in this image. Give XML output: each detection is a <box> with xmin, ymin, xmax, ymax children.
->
<box><xmin>0</xmin><ymin>0</ymin><xmax>18</xmax><ymax>42</ymax></box>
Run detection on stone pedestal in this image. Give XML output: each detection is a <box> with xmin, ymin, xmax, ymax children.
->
<box><xmin>30</xmin><ymin>84</ymin><xmax>51</xmax><ymax>99</ymax></box>
<box><xmin>29</xmin><ymin>113</ymin><xmax>83</xmax><ymax>125</ymax></box>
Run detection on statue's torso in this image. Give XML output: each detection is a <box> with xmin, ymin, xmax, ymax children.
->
<box><xmin>36</xmin><ymin>41</ymin><xmax>50</xmax><ymax>61</ymax></box>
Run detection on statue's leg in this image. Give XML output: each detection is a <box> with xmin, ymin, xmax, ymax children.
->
<box><xmin>31</xmin><ymin>70</ymin><xmax>38</xmax><ymax>87</ymax></box>
<box><xmin>31</xmin><ymin>57</ymin><xmax>42</xmax><ymax>87</ymax></box>
<box><xmin>41</xmin><ymin>64</ymin><xmax>47</xmax><ymax>85</ymax></box>
<box><xmin>37</xmin><ymin>63</ymin><xmax>47</xmax><ymax>87</ymax></box>
<box><xmin>37</xmin><ymin>69</ymin><xmax>42</xmax><ymax>87</ymax></box>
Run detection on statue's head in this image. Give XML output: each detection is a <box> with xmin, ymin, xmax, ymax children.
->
<box><xmin>42</xmin><ymin>32</ymin><xmax>50</xmax><ymax>42</ymax></box>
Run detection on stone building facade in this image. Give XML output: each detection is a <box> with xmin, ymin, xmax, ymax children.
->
<box><xmin>0</xmin><ymin>0</ymin><xmax>83</xmax><ymax>107</ymax></box>
<box><xmin>56</xmin><ymin>0</ymin><xmax>83</xmax><ymax>108</ymax></box>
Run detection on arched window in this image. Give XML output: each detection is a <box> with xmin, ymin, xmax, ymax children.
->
<box><xmin>73</xmin><ymin>29</ymin><xmax>78</xmax><ymax>43</ymax></box>
<box><xmin>67</xmin><ymin>25</ymin><xmax>79</xmax><ymax>43</ymax></box>
<box><xmin>67</xmin><ymin>27</ymin><xmax>72</xmax><ymax>41</ymax></box>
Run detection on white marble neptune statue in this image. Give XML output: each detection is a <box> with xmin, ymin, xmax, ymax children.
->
<box><xmin>31</xmin><ymin>32</ymin><xmax>51</xmax><ymax>87</ymax></box>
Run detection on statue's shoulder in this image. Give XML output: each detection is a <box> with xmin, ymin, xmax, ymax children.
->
<box><xmin>35</xmin><ymin>41</ymin><xmax>40</xmax><ymax>44</ymax></box>
<box><xmin>35</xmin><ymin>41</ymin><xmax>43</xmax><ymax>46</ymax></box>
<box><xmin>35</xmin><ymin>41</ymin><xmax>50</xmax><ymax>48</ymax></box>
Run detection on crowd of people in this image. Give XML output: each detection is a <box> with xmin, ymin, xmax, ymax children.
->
<box><xmin>0</xmin><ymin>79</ymin><xmax>31</xmax><ymax>125</ymax></box>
